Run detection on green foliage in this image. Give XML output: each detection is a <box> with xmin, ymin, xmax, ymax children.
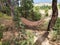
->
<box><xmin>20</xmin><ymin>0</ymin><xmax>34</xmax><ymax>18</ymax></box>
<box><xmin>45</xmin><ymin>9</ymin><xmax>48</xmax><ymax>17</ymax></box>
<box><xmin>0</xmin><ymin>24</ymin><xmax>5</xmax><ymax>40</ymax></box>
<box><xmin>0</xmin><ymin>12</ymin><xmax>11</xmax><ymax>19</ymax></box>
<box><xmin>0</xmin><ymin>32</ymin><xmax>3</xmax><ymax>41</ymax></box>
<box><xmin>19</xmin><ymin>31</ymin><xmax>34</xmax><ymax>45</ymax></box>
<box><xmin>8</xmin><ymin>31</ymin><xmax>34</xmax><ymax>45</ymax></box>
<box><xmin>0</xmin><ymin>0</ymin><xmax>19</xmax><ymax>16</ymax></box>
<box><xmin>33</xmin><ymin>6</ymin><xmax>41</xmax><ymax>21</ymax></box>
<box><xmin>1</xmin><ymin>6</ymin><xmax>10</xmax><ymax>15</ymax></box>
<box><xmin>33</xmin><ymin>12</ymin><xmax>41</xmax><ymax>21</ymax></box>
<box><xmin>0</xmin><ymin>0</ymin><xmax>11</xmax><ymax>15</ymax></box>
<box><xmin>47</xmin><ymin>18</ymin><xmax>60</xmax><ymax>41</ymax></box>
<box><xmin>0</xmin><ymin>12</ymin><xmax>4</xmax><ymax>17</ymax></box>
<box><xmin>53</xmin><ymin>18</ymin><xmax>60</xmax><ymax>35</ymax></box>
<box><xmin>59</xmin><ymin>4</ymin><xmax>60</xmax><ymax>8</ymax></box>
<box><xmin>40</xmin><ymin>5</ymin><xmax>52</xmax><ymax>10</ymax></box>
<box><xmin>53</xmin><ymin>18</ymin><xmax>60</xmax><ymax>40</ymax></box>
<box><xmin>13</xmin><ymin>8</ymin><xmax>21</xmax><ymax>29</ymax></box>
<box><xmin>2</xmin><ymin>41</ymin><xmax>10</xmax><ymax>45</ymax></box>
<box><xmin>0</xmin><ymin>42</ymin><xmax>2</xmax><ymax>45</ymax></box>
<box><xmin>34</xmin><ymin>6</ymin><xmax>40</xmax><ymax>11</ymax></box>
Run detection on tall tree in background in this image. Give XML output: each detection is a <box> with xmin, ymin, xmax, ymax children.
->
<box><xmin>0</xmin><ymin>0</ymin><xmax>13</xmax><ymax>15</ymax></box>
<box><xmin>0</xmin><ymin>0</ymin><xmax>10</xmax><ymax>14</ymax></box>
<box><xmin>20</xmin><ymin>0</ymin><xmax>33</xmax><ymax>18</ymax></box>
<box><xmin>7</xmin><ymin>0</ymin><xmax>14</xmax><ymax>17</ymax></box>
<box><xmin>35</xmin><ymin>0</ymin><xmax>58</xmax><ymax>45</ymax></box>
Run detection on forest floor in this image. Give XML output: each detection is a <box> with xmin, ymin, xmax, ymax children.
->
<box><xmin>0</xmin><ymin>17</ymin><xmax>60</xmax><ymax>45</ymax></box>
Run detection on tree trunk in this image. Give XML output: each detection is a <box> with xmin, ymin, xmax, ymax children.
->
<box><xmin>7</xmin><ymin>0</ymin><xmax>14</xmax><ymax>17</ymax></box>
<box><xmin>10</xmin><ymin>6</ymin><xmax>14</xmax><ymax>17</ymax></box>
<box><xmin>34</xmin><ymin>0</ymin><xmax>58</xmax><ymax>45</ymax></box>
<box><xmin>0</xmin><ymin>1</ymin><xmax>1</xmax><ymax>7</ymax></box>
<box><xmin>47</xmin><ymin>0</ymin><xmax>58</xmax><ymax>31</ymax></box>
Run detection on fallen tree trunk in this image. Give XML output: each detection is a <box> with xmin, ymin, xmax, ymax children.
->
<box><xmin>0</xmin><ymin>17</ymin><xmax>46</xmax><ymax>30</ymax></box>
<box><xmin>21</xmin><ymin>17</ymin><xmax>45</xmax><ymax>27</ymax></box>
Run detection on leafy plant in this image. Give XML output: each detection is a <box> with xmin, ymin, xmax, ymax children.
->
<box><xmin>40</xmin><ymin>5</ymin><xmax>52</xmax><ymax>10</ymax></box>
<box><xmin>0</xmin><ymin>24</ymin><xmax>5</xmax><ymax>40</ymax></box>
<box><xmin>19</xmin><ymin>31</ymin><xmax>34</xmax><ymax>45</ymax></box>
<box><xmin>45</xmin><ymin>9</ymin><xmax>48</xmax><ymax>17</ymax></box>
<box><xmin>53</xmin><ymin>18</ymin><xmax>60</xmax><ymax>34</ymax></box>
<box><xmin>33</xmin><ymin>12</ymin><xmax>41</xmax><ymax>21</ymax></box>
<box><xmin>33</xmin><ymin>6</ymin><xmax>41</xmax><ymax>21</ymax></box>
<box><xmin>0</xmin><ymin>42</ymin><xmax>2</xmax><ymax>45</ymax></box>
<box><xmin>53</xmin><ymin>18</ymin><xmax>60</xmax><ymax>40</ymax></box>
<box><xmin>2</xmin><ymin>41</ymin><xmax>10</xmax><ymax>45</ymax></box>
<box><xmin>10</xmin><ymin>30</ymin><xmax>34</xmax><ymax>45</ymax></box>
<box><xmin>0</xmin><ymin>12</ymin><xmax>11</xmax><ymax>19</ymax></box>
<box><xmin>0</xmin><ymin>12</ymin><xmax>4</xmax><ymax>17</ymax></box>
<box><xmin>20</xmin><ymin>0</ymin><xmax>33</xmax><ymax>18</ymax></box>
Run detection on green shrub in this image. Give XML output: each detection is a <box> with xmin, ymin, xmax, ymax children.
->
<box><xmin>33</xmin><ymin>6</ymin><xmax>41</xmax><ymax>21</ymax></box>
<box><xmin>0</xmin><ymin>42</ymin><xmax>2</xmax><ymax>45</ymax></box>
<box><xmin>0</xmin><ymin>24</ymin><xmax>5</xmax><ymax>40</ymax></box>
<box><xmin>0</xmin><ymin>24</ymin><xmax>3</xmax><ymax>40</ymax></box>
<box><xmin>13</xmin><ymin>31</ymin><xmax>34</xmax><ymax>45</ymax></box>
<box><xmin>53</xmin><ymin>18</ymin><xmax>60</xmax><ymax>40</ymax></box>
<box><xmin>34</xmin><ymin>6</ymin><xmax>40</xmax><ymax>11</ymax></box>
<box><xmin>53</xmin><ymin>18</ymin><xmax>60</xmax><ymax>34</ymax></box>
<box><xmin>0</xmin><ymin>5</ymin><xmax>11</xmax><ymax>15</ymax></box>
<box><xmin>0</xmin><ymin>12</ymin><xmax>3</xmax><ymax>17</ymax></box>
<box><xmin>19</xmin><ymin>31</ymin><xmax>34</xmax><ymax>45</ymax></box>
<box><xmin>0</xmin><ymin>12</ymin><xmax>11</xmax><ymax>19</ymax></box>
<box><xmin>40</xmin><ymin>5</ymin><xmax>52</xmax><ymax>10</ymax></box>
<box><xmin>2</xmin><ymin>41</ymin><xmax>10</xmax><ymax>45</ymax></box>
<box><xmin>45</xmin><ymin>9</ymin><xmax>48</xmax><ymax>17</ymax></box>
<box><xmin>0</xmin><ymin>32</ymin><xmax>3</xmax><ymax>41</ymax></box>
<box><xmin>45</xmin><ymin>13</ymin><xmax>48</xmax><ymax>17</ymax></box>
<box><xmin>33</xmin><ymin>12</ymin><xmax>41</xmax><ymax>21</ymax></box>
